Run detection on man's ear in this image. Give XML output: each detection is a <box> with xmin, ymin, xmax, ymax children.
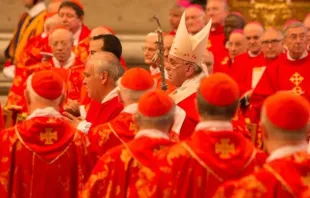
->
<box><xmin>101</xmin><ymin>71</ymin><xmax>108</xmax><ymax>85</ymax></box>
<box><xmin>185</xmin><ymin>63</ymin><xmax>195</xmax><ymax>77</ymax></box>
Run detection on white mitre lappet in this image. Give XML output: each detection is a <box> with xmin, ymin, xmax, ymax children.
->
<box><xmin>169</xmin><ymin>11</ymin><xmax>212</xmax><ymax>74</ymax></box>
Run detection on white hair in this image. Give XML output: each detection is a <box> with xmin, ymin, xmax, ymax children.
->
<box><xmin>26</xmin><ymin>74</ymin><xmax>64</xmax><ymax>105</ymax></box>
<box><xmin>118</xmin><ymin>82</ymin><xmax>155</xmax><ymax>104</ymax></box>
<box><xmin>87</xmin><ymin>58</ymin><xmax>122</xmax><ymax>82</ymax></box>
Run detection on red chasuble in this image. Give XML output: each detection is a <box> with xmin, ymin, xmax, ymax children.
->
<box><xmin>215</xmin><ymin>152</ymin><xmax>310</xmax><ymax>198</ymax></box>
<box><xmin>251</xmin><ymin>53</ymin><xmax>310</xmax><ymax>123</ymax></box>
<box><xmin>213</xmin><ymin>54</ymin><xmax>232</xmax><ymax>74</ymax></box>
<box><xmin>85</xmin><ymin>98</ymin><xmax>123</xmax><ymax>128</ymax></box>
<box><xmin>230</xmin><ymin>52</ymin><xmax>266</xmax><ymax>96</ymax></box>
<box><xmin>80</xmin><ymin>136</ymin><xmax>173</xmax><ymax>198</ymax></box>
<box><xmin>153</xmin><ymin>73</ymin><xmax>176</xmax><ymax>94</ymax></box>
<box><xmin>88</xmin><ymin>112</ymin><xmax>137</xmax><ymax>160</ymax></box>
<box><xmin>152</xmin><ymin>130</ymin><xmax>267</xmax><ymax>198</ymax></box>
<box><xmin>0</xmin><ymin>116</ymin><xmax>90</xmax><ymax>198</ymax></box>
<box><xmin>207</xmin><ymin>26</ymin><xmax>226</xmax><ymax>66</ymax></box>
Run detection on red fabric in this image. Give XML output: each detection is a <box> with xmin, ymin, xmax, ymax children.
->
<box><xmin>121</xmin><ymin>68</ymin><xmax>154</xmax><ymax>90</ymax></box>
<box><xmin>264</xmin><ymin>92</ymin><xmax>310</xmax><ymax>131</ymax></box>
<box><xmin>213</xmin><ymin>54</ymin><xmax>232</xmax><ymax>74</ymax></box>
<box><xmin>199</xmin><ymin>73</ymin><xmax>239</xmax><ymax>106</ymax></box>
<box><xmin>216</xmin><ymin>152</ymin><xmax>310</xmax><ymax>198</ymax></box>
<box><xmin>0</xmin><ymin>116</ymin><xmax>90</xmax><ymax>198</ymax></box>
<box><xmin>152</xmin><ymin>129</ymin><xmax>267</xmax><ymax>198</ymax></box>
<box><xmin>85</xmin><ymin>98</ymin><xmax>123</xmax><ymax>129</ymax></box>
<box><xmin>169</xmin><ymin>30</ymin><xmax>176</xmax><ymax>35</ymax></box>
<box><xmin>88</xmin><ymin>112</ymin><xmax>137</xmax><ymax>161</ymax></box>
<box><xmin>208</xmin><ymin>25</ymin><xmax>226</xmax><ymax>68</ymax></box>
<box><xmin>152</xmin><ymin>73</ymin><xmax>176</xmax><ymax>94</ymax></box>
<box><xmin>81</xmin><ymin>136</ymin><xmax>174</xmax><ymax>198</ymax></box>
<box><xmin>31</xmin><ymin>70</ymin><xmax>64</xmax><ymax>100</ymax></box>
<box><xmin>230</xmin><ymin>52</ymin><xmax>266</xmax><ymax>96</ymax></box>
<box><xmin>177</xmin><ymin>93</ymin><xmax>199</xmax><ymax>140</ymax></box>
<box><xmin>250</xmin><ymin>53</ymin><xmax>310</xmax><ymax>123</ymax></box>
<box><xmin>138</xmin><ymin>90</ymin><xmax>174</xmax><ymax>117</ymax></box>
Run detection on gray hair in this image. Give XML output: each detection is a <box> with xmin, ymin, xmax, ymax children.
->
<box><xmin>135</xmin><ymin>106</ymin><xmax>176</xmax><ymax>132</ymax></box>
<box><xmin>283</xmin><ymin>21</ymin><xmax>306</xmax><ymax>36</ymax></box>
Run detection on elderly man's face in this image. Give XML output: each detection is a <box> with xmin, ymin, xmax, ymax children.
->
<box><xmin>58</xmin><ymin>6</ymin><xmax>81</xmax><ymax>33</ymax></box>
<box><xmin>206</xmin><ymin>0</ymin><xmax>228</xmax><ymax>25</ymax></box>
<box><xmin>169</xmin><ymin>8</ymin><xmax>183</xmax><ymax>30</ymax></box>
<box><xmin>285</xmin><ymin>26</ymin><xmax>307</xmax><ymax>58</ymax></box>
<box><xmin>228</xmin><ymin>33</ymin><xmax>248</xmax><ymax>60</ymax></box>
<box><xmin>261</xmin><ymin>30</ymin><xmax>284</xmax><ymax>60</ymax></box>
<box><xmin>244</xmin><ymin>24</ymin><xmax>264</xmax><ymax>54</ymax></box>
<box><xmin>50</xmin><ymin>31</ymin><xmax>73</xmax><ymax>63</ymax></box>
<box><xmin>143</xmin><ymin>35</ymin><xmax>158</xmax><ymax>65</ymax></box>
<box><xmin>166</xmin><ymin>55</ymin><xmax>190</xmax><ymax>87</ymax></box>
<box><xmin>185</xmin><ymin>7</ymin><xmax>205</xmax><ymax>35</ymax></box>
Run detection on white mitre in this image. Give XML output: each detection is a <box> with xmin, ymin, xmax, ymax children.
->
<box><xmin>169</xmin><ymin>11</ymin><xmax>212</xmax><ymax>73</ymax></box>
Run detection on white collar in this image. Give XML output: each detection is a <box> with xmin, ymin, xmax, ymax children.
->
<box><xmin>28</xmin><ymin>2</ymin><xmax>46</xmax><ymax>17</ymax></box>
<box><xmin>287</xmin><ymin>50</ymin><xmax>308</xmax><ymax>61</ymax></box>
<box><xmin>267</xmin><ymin>143</ymin><xmax>308</xmax><ymax>163</ymax></box>
<box><xmin>179</xmin><ymin>72</ymin><xmax>204</xmax><ymax>90</ymax></box>
<box><xmin>52</xmin><ymin>52</ymin><xmax>76</xmax><ymax>69</ymax></box>
<box><xmin>195</xmin><ymin>120</ymin><xmax>233</xmax><ymax>132</ymax></box>
<box><xmin>122</xmin><ymin>103</ymin><xmax>138</xmax><ymax>114</ymax></box>
<box><xmin>27</xmin><ymin>107</ymin><xmax>62</xmax><ymax>120</ymax></box>
<box><xmin>149</xmin><ymin>66</ymin><xmax>160</xmax><ymax>76</ymax></box>
<box><xmin>135</xmin><ymin>129</ymin><xmax>169</xmax><ymax>140</ymax></box>
<box><xmin>248</xmin><ymin>51</ymin><xmax>260</xmax><ymax>58</ymax></box>
<box><xmin>101</xmin><ymin>87</ymin><xmax>118</xmax><ymax>104</ymax></box>
<box><xmin>41</xmin><ymin>32</ymin><xmax>47</xmax><ymax>39</ymax></box>
<box><xmin>73</xmin><ymin>26</ymin><xmax>82</xmax><ymax>46</ymax></box>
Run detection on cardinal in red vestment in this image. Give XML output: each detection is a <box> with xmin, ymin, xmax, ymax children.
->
<box><xmin>215</xmin><ymin>92</ymin><xmax>310</xmax><ymax>198</ymax></box>
<box><xmin>0</xmin><ymin>71</ymin><xmax>90</xmax><ymax>198</ymax></box>
<box><xmin>87</xmin><ymin>68</ymin><xmax>155</xmax><ymax>162</ymax></box>
<box><xmin>167</xmin><ymin>11</ymin><xmax>211</xmax><ymax>139</ymax></box>
<box><xmin>147</xmin><ymin>73</ymin><xmax>266</xmax><ymax>198</ymax></box>
<box><xmin>6</xmin><ymin>28</ymin><xmax>85</xmax><ymax>119</ymax></box>
<box><xmin>80</xmin><ymin>90</ymin><xmax>176</xmax><ymax>198</ymax></box>
<box><xmin>64</xmin><ymin>51</ymin><xmax>123</xmax><ymax>135</ymax></box>
<box><xmin>250</xmin><ymin>22</ymin><xmax>310</xmax><ymax>147</ymax></box>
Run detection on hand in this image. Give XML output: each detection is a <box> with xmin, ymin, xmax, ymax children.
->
<box><xmin>63</xmin><ymin>100</ymin><xmax>80</xmax><ymax>117</ymax></box>
<box><xmin>63</xmin><ymin>112</ymin><xmax>83</xmax><ymax>128</ymax></box>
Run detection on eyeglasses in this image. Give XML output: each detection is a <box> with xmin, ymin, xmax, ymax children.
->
<box><xmin>261</xmin><ymin>39</ymin><xmax>282</xmax><ymax>45</ymax></box>
<box><xmin>286</xmin><ymin>34</ymin><xmax>306</xmax><ymax>41</ymax></box>
<box><xmin>141</xmin><ymin>46</ymin><xmax>157</xmax><ymax>52</ymax></box>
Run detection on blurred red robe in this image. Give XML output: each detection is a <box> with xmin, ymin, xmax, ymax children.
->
<box><xmin>0</xmin><ymin>114</ymin><xmax>90</xmax><ymax>198</ymax></box>
<box><xmin>207</xmin><ymin>26</ymin><xmax>227</xmax><ymax>67</ymax></box>
<box><xmin>215</xmin><ymin>151</ymin><xmax>310</xmax><ymax>198</ymax></box>
<box><xmin>80</xmin><ymin>134</ymin><xmax>173</xmax><ymax>198</ymax></box>
<box><xmin>151</xmin><ymin>123</ymin><xmax>267</xmax><ymax>198</ymax></box>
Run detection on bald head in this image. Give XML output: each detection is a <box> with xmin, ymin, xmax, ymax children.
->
<box><xmin>206</xmin><ymin>0</ymin><xmax>229</xmax><ymax>25</ymax></box>
<box><xmin>185</xmin><ymin>5</ymin><xmax>205</xmax><ymax>34</ymax></box>
<box><xmin>144</xmin><ymin>33</ymin><xmax>158</xmax><ymax>65</ymax></box>
<box><xmin>44</xmin><ymin>15</ymin><xmax>61</xmax><ymax>34</ymax></box>
<box><xmin>90</xmin><ymin>26</ymin><xmax>114</xmax><ymax>38</ymax></box>
<box><xmin>48</xmin><ymin>0</ymin><xmax>63</xmax><ymax>13</ymax></box>
<box><xmin>244</xmin><ymin>23</ymin><xmax>264</xmax><ymax>54</ymax></box>
<box><xmin>49</xmin><ymin>28</ymin><xmax>73</xmax><ymax>63</ymax></box>
<box><xmin>261</xmin><ymin>28</ymin><xmax>284</xmax><ymax>60</ymax></box>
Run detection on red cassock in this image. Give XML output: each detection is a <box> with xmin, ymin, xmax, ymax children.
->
<box><xmin>213</xmin><ymin>55</ymin><xmax>232</xmax><ymax>74</ymax></box>
<box><xmin>207</xmin><ymin>26</ymin><xmax>227</xmax><ymax>66</ymax></box>
<box><xmin>251</xmin><ymin>53</ymin><xmax>310</xmax><ymax>123</ymax></box>
<box><xmin>80</xmin><ymin>136</ymin><xmax>174</xmax><ymax>198</ymax></box>
<box><xmin>6</xmin><ymin>56</ymin><xmax>85</xmax><ymax>112</ymax></box>
<box><xmin>85</xmin><ymin>97</ymin><xmax>123</xmax><ymax>129</ymax></box>
<box><xmin>215</xmin><ymin>152</ymin><xmax>310</xmax><ymax>198</ymax></box>
<box><xmin>230</xmin><ymin>52</ymin><xmax>266</xmax><ymax>96</ymax></box>
<box><xmin>0</xmin><ymin>116</ymin><xmax>90</xmax><ymax>198</ymax></box>
<box><xmin>151</xmin><ymin>130</ymin><xmax>267</xmax><ymax>198</ymax></box>
<box><xmin>153</xmin><ymin>73</ymin><xmax>176</xmax><ymax>94</ymax></box>
<box><xmin>88</xmin><ymin>111</ymin><xmax>137</xmax><ymax>161</ymax></box>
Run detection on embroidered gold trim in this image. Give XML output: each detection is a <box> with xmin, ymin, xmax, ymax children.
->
<box><xmin>264</xmin><ymin>164</ymin><xmax>295</xmax><ymax>197</ymax></box>
<box><xmin>243</xmin><ymin>149</ymin><xmax>257</xmax><ymax>170</ymax></box>
<box><xmin>181</xmin><ymin>142</ymin><xmax>223</xmax><ymax>182</ymax></box>
<box><xmin>14</xmin><ymin>125</ymin><xmax>76</xmax><ymax>164</ymax></box>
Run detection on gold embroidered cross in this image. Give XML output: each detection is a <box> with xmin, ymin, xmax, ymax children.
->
<box><xmin>40</xmin><ymin>128</ymin><xmax>57</xmax><ymax>145</ymax></box>
<box><xmin>215</xmin><ymin>139</ymin><xmax>235</xmax><ymax>159</ymax></box>
<box><xmin>290</xmin><ymin>72</ymin><xmax>304</xmax><ymax>86</ymax></box>
<box><xmin>302</xmin><ymin>173</ymin><xmax>310</xmax><ymax>186</ymax></box>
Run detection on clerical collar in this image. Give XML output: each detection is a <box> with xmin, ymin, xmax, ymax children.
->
<box><xmin>52</xmin><ymin>52</ymin><xmax>76</xmax><ymax>69</ymax></box>
<box><xmin>287</xmin><ymin>50</ymin><xmax>308</xmax><ymax>61</ymax></box>
<box><xmin>73</xmin><ymin>26</ymin><xmax>82</xmax><ymax>46</ymax></box>
<box><xmin>195</xmin><ymin>120</ymin><xmax>233</xmax><ymax>132</ymax></box>
<box><xmin>101</xmin><ymin>87</ymin><xmax>118</xmax><ymax>104</ymax></box>
<box><xmin>266</xmin><ymin>143</ymin><xmax>308</xmax><ymax>163</ymax></box>
<box><xmin>149</xmin><ymin>66</ymin><xmax>160</xmax><ymax>76</ymax></box>
<box><xmin>135</xmin><ymin>129</ymin><xmax>169</xmax><ymax>140</ymax></box>
<box><xmin>28</xmin><ymin>2</ymin><xmax>46</xmax><ymax>17</ymax></box>
<box><xmin>41</xmin><ymin>32</ymin><xmax>47</xmax><ymax>39</ymax></box>
<box><xmin>248</xmin><ymin>51</ymin><xmax>260</xmax><ymax>58</ymax></box>
<box><xmin>27</xmin><ymin>107</ymin><xmax>61</xmax><ymax>120</ymax></box>
<box><xmin>122</xmin><ymin>103</ymin><xmax>138</xmax><ymax>114</ymax></box>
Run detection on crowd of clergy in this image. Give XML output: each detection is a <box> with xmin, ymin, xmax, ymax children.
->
<box><xmin>0</xmin><ymin>0</ymin><xmax>310</xmax><ymax>197</ymax></box>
